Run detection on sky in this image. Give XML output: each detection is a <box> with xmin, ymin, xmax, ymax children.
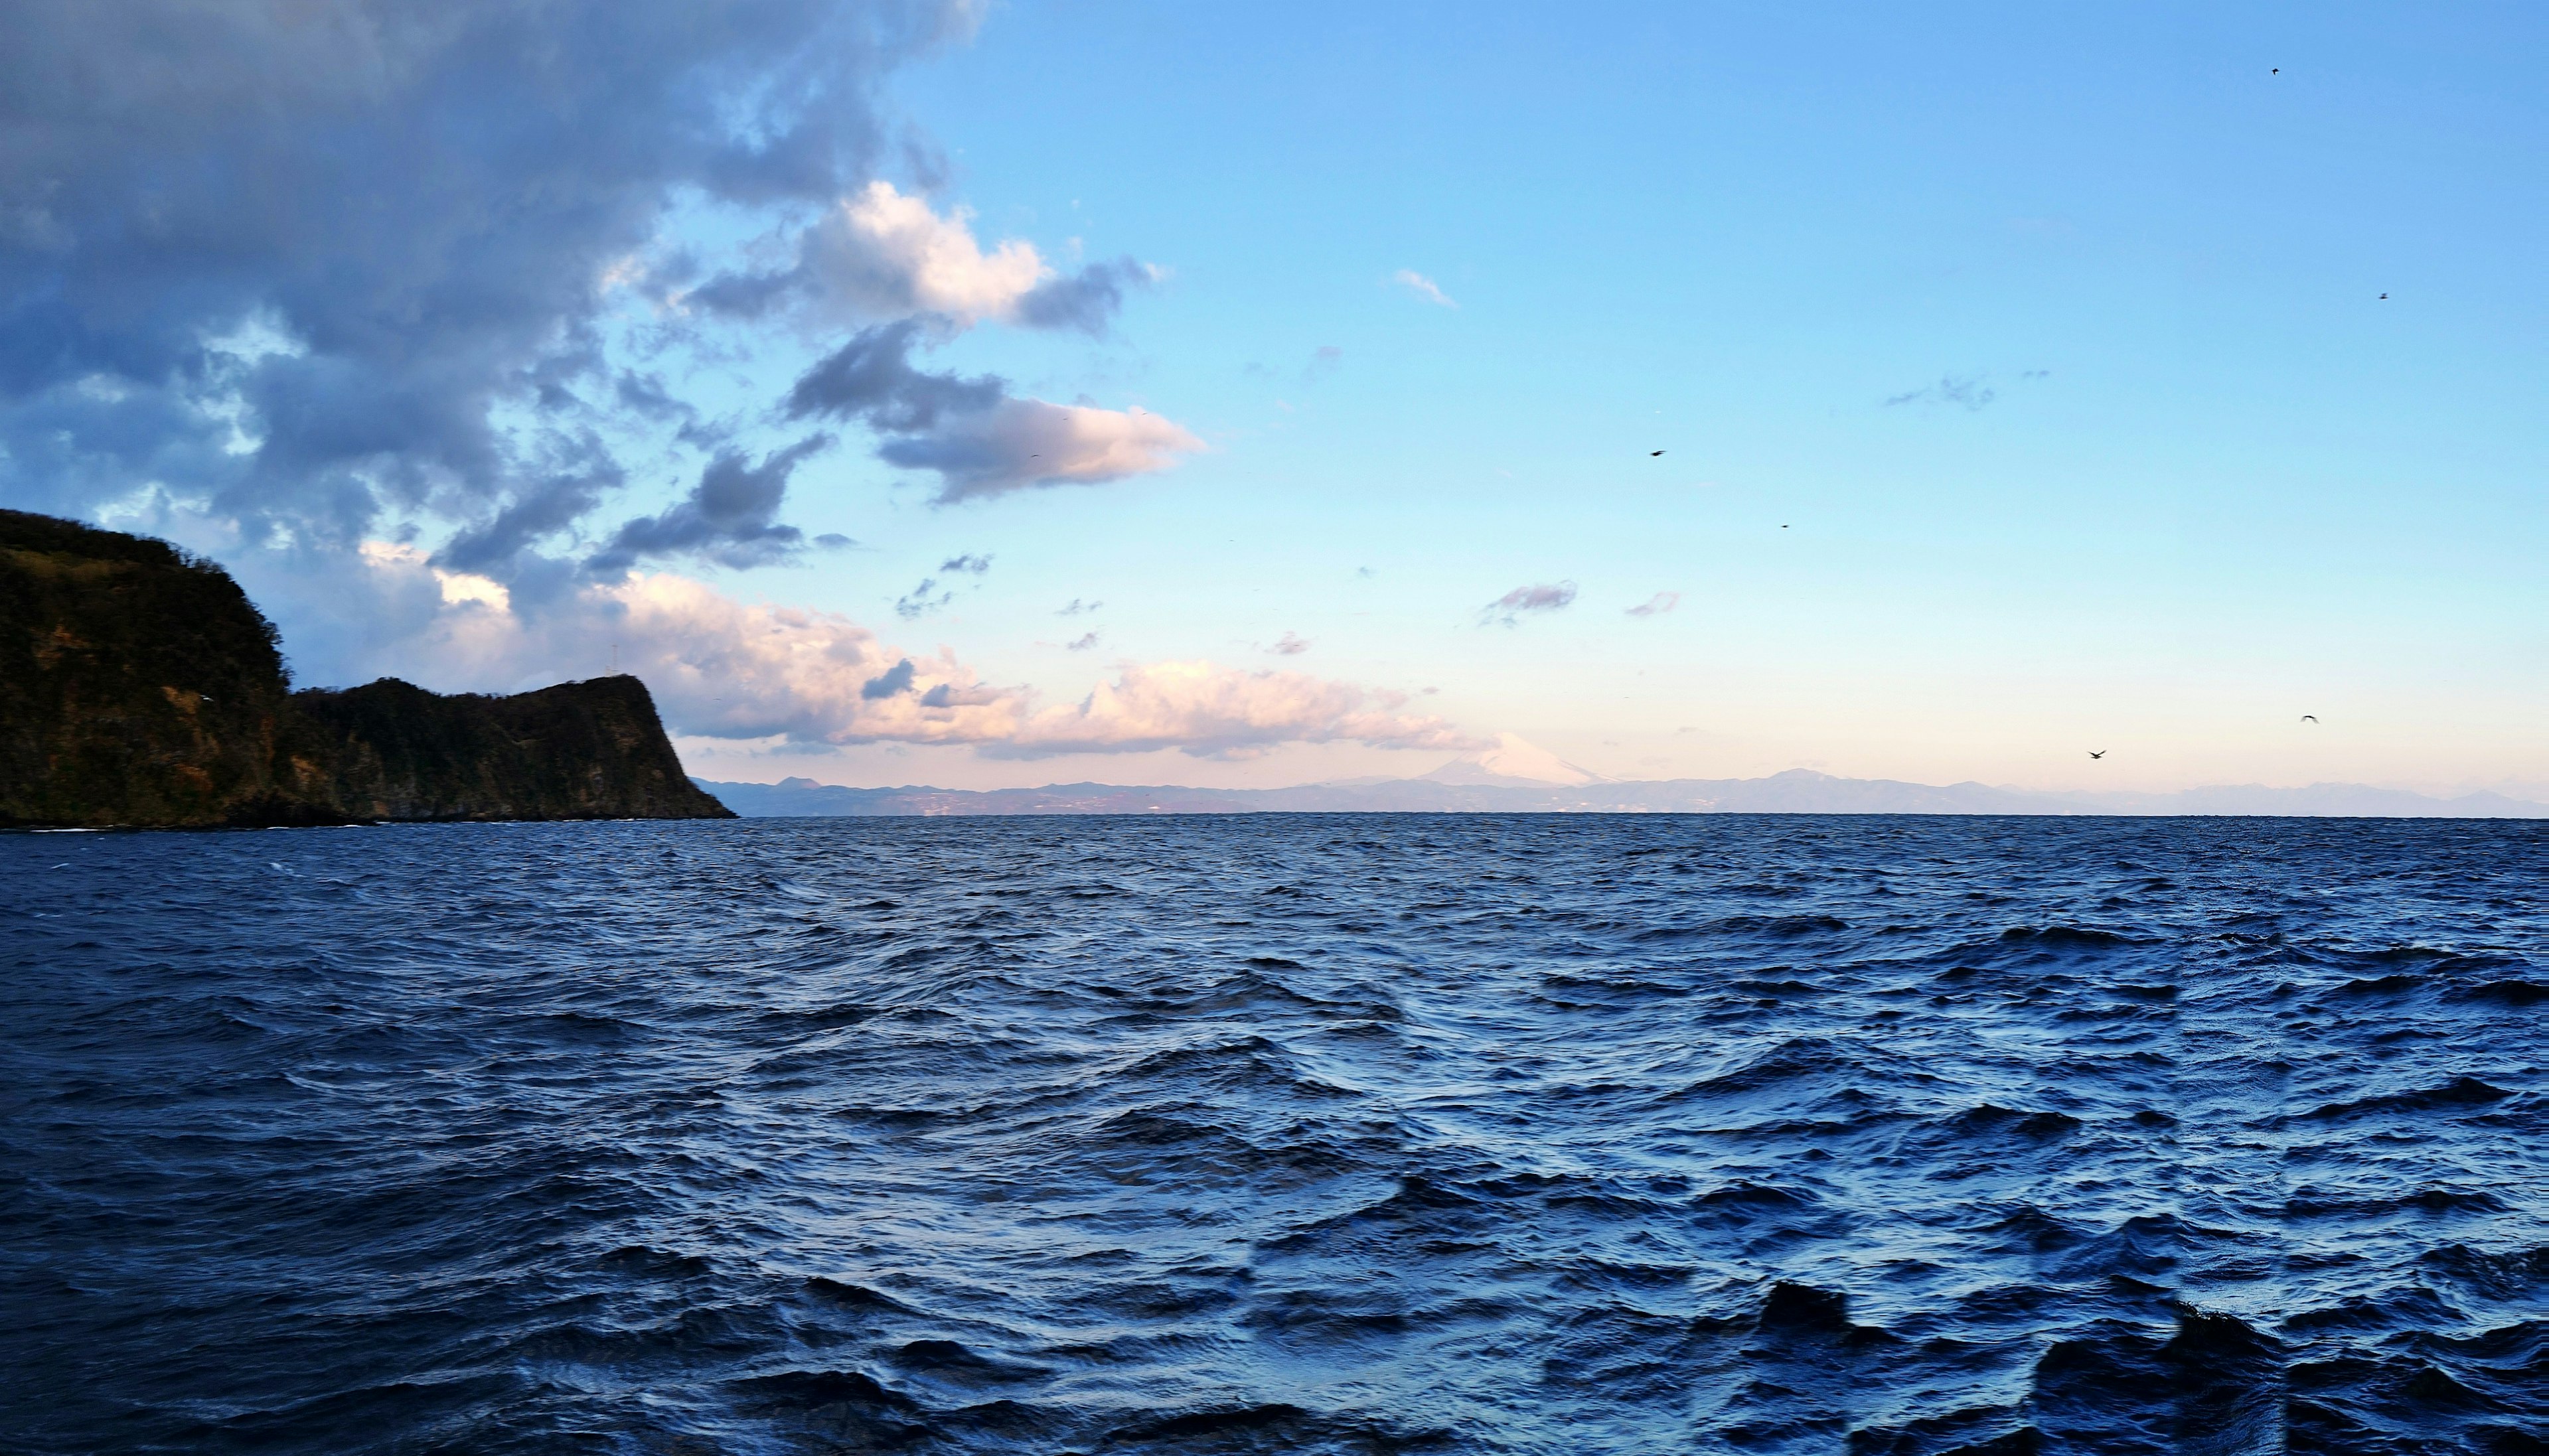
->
<box><xmin>3</xmin><ymin>1</ymin><xmax>2542</xmax><ymax>794</ymax></box>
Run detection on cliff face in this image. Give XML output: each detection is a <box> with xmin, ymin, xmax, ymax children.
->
<box><xmin>287</xmin><ymin>676</ymin><xmax>733</xmax><ymax>822</ymax></box>
<box><xmin>1</xmin><ymin>509</ymin><xmax>731</xmax><ymax>827</ymax></box>
<box><xmin>1</xmin><ymin>510</ymin><xmax>300</xmax><ymax>826</ymax></box>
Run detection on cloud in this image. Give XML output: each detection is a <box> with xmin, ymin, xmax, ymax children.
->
<box><xmin>920</xmin><ymin>681</ymin><xmax>1002</xmax><ymax>707</ymax></box>
<box><xmin>799</xmin><ymin>181</ymin><xmax>1049</xmax><ymax>324</ymax></box>
<box><xmin>437</xmin><ymin>441</ymin><xmax>628</xmax><ymax>575</ymax></box>
<box><xmin>1059</xmin><ymin>597</ymin><xmax>1102</xmax><ymax>615</ymax></box>
<box><xmin>895</xmin><ymin>579</ymin><xmax>951</xmax><ymax>619</ymax></box>
<box><xmin>861</xmin><ymin>658</ymin><xmax>917</xmax><ymax>698</ymax></box>
<box><xmin>1066</xmin><ymin>632</ymin><xmax>1100</xmax><ymax>651</ymax></box>
<box><xmin>585</xmin><ymin>434</ymin><xmax>833</xmax><ymax>575</ymax></box>
<box><xmin>1302</xmin><ymin>345</ymin><xmax>1343</xmax><ymax>384</ymax></box>
<box><xmin>878</xmin><ymin>397</ymin><xmax>1200</xmax><ymax>503</ymax></box>
<box><xmin>267</xmin><ymin>546</ymin><xmax>1470</xmax><ymax>759</ymax></box>
<box><xmin>1482</xmin><ymin>581</ymin><xmax>1578</xmax><ymax>626</ymax></box>
<box><xmin>592</xmin><ymin>571</ymin><xmax>1031</xmax><ymax>745</ymax></box>
<box><xmin>1015</xmin><ymin>258</ymin><xmax>1156</xmax><ymax>335</ymax></box>
<box><xmin>783</xmin><ymin>319</ymin><xmax>1007</xmax><ymax>429</ymax></box>
<box><xmin>686</xmin><ymin>184</ymin><xmax>1152</xmax><ymax>337</ymax></box>
<box><xmin>994</xmin><ymin>660</ymin><xmax>1482</xmax><ymax>760</ymax></box>
<box><xmin>0</xmin><ymin>0</ymin><xmax>1192</xmax><ymax>654</ymax></box>
<box><xmin>1885</xmin><ymin>374</ymin><xmax>1997</xmax><ymax>410</ymax></box>
<box><xmin>1393</xmin><ymin>269</ymin><xmax>1458</xmax><ymax>308</ymax></box>
<box><xmin>786</xmin><ymin>319</ymin><xmax>1199</xmax><ymax>503</ymax></box>
<box><xmin>1271</xmin><ymin>632</ymin><xmax>1310</xmax><ymax>655</ymax></box>
<box><xmin>0</xmin><ymin>1</ymin><xmax>980</xmax><ymax>553</ymax></box>
<box><xmin>889</xmin><ymin>550</ymin><xmax>988</xmax><ymax>619</ymax></box>
<box><xmin>1626</xmin><ymin>591</ymin><xmax>1680</xmax><ymax>619</ymax></box>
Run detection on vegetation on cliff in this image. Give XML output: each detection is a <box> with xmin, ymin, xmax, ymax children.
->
<box><xmin>287</xmin><ymin>676</ymin><xmax>732</xmax><ymax>823</ymax></box>
<box><xmin>1</xmin><ymin>509</ymin><xmax>731</xmax><ymax>827</ymax></box>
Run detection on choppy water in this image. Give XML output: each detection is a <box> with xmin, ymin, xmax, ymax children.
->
<box><xmin>3</xmin><ymin>816</ymin><xmax>2544</xmax><ymax>1455</ymax></box>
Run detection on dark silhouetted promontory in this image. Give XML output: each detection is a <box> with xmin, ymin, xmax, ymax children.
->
<box><xmin>1</xmin><ymin>509</ymin><xmax>730</xmax><ymax>827</ymax></box>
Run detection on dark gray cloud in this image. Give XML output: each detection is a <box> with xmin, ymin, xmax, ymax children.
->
<box><xmin>441</xmin><ymin>440</ymin><xmax>626</xmax><ymax>576</ymax></box>
<box><xmin>919</xmin><ymin>680</ymin><xmax>1001</xmax><ymax>707</ymax></box>
<box><xmin>895</xmin><ymin>578</ymin><xmax>951</xmax><ymax>619</ymax></box>
<box><xmin>1482</xmin><ymin>581</ymin><xmax>1578</xmax><ymax>626</ymax></box>
<box><xmin>0</xmin><ymin>0</ymin><xmax>971</xmax><ymax>559</ymax></box>
<box><xmin>586</xmin><ymin>433</ymin><xmax>832</xmax><ymax>575</ymax></box>
<box><xmin>895</xmin><ymin>552</ymin><xmax>985</xmax><ymax>617</ymax></box>
<box><xmin>1014</xmin><ymin>257</ymin><xmax>1150</xmax><ymax>334</ymax></box>
<box><xmin>685</xmin><ymin>266</ymin><xmax>812</xmax><ymax>321</ymax></box>
<box><xmin>614</xmin><ymin>371</ymin><xmax>696</xmax><ymax>424</ymax></box>
<box><xmin>860</xmin><ymin>658</ymin><xmax>916</xmax><ymax>698</ymax></box>
<box><xmin>785</xmin><ymin>318</ymin><xmax>1198</xmax><ymax>504</ymax></box>
<box><xmin>783</xmin><ymin>319</ymin><xmax>1006</xmax><ymax>430</ymax></box>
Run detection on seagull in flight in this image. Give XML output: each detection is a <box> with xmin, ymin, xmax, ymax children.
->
<box><xmin>2301</xmin><ymin>714</ymin><xmax>2318</xmax><ymax>723</ymax></box>
<box><xmin>2088</xmin><ymin>750</ymin><xmax>2108</xmax><ymax>760</ymax></box>
<box><xmin>2378</xmin><ymin>293</ymin><xmax>2388</xmax><ymax>300</ymax></box>
<box><xmin>1650</xmin><ymin>450</ymin><xmax>1665</xmax><ymax>457</ymax></box>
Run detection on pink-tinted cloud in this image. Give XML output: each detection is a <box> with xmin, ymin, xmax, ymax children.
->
<box><xmin>882</xmin><ymin>396</ymin><xmax>1201</xmax><ymax>503</ymax></box>
<box><xmin>997</xmin><ymin>660</ymin><xmax>1483</xmax><ymax>760</ymax></box>
<box><xmin>286</xmin><ymin>547</ymin><xmax>1470</xmax><ymax>761</ymax></box>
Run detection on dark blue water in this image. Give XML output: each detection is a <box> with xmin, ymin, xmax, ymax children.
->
<box><xmin>4</xmin><ymin>816</ymin><xmax>2544</xmax><ymax>1454</ymax></box>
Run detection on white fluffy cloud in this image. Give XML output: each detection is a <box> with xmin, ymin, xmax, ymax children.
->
<box><xmin>803</xmin><ymin>181</ymin><xmax>1049</xmax><ymax>325</ymax></box>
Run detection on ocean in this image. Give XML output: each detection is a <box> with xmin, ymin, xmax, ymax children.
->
<box><xmin>3</xmin><ymin>815</ymin><xmax>2543</xmax><ymax>1454</ymax></box>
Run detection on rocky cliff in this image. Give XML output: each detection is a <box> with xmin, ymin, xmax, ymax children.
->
<box><xmin>1</xmin><ymin>509</ymin><xmax>731</xmax><ymax>827</ymax></box>
<box><xmin>285</xmin><ymin>676</ymin><xmax>731</xmax><ymax>822</ymax></box>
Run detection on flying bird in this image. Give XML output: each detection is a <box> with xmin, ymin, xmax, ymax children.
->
<box><xmin>2378</xmin><ymin>293</ymin><xmax>2388</xmax><ymax>300</ymax></box>
<box><xmin>2272</xmin><ymin>67</ymin><xmax>2279</xmax><ymax>74</ymax></box>
<box><xmin>1650</xmin><ymin>450</ymin><xmax>1665</xmax><ymax>457</ymax></box>
<box><xmin>2301</xmin><ymin>714</ymin><xmax>2318</xmax><ymax>723</ymax></box>
<box><xmin>2088</xmin><ymin>750</ymin><xmax>2107</xmax><ymax>760</ymax></box>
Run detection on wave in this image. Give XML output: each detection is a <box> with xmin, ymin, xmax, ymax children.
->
<box><xmin>3</xmin><ymin>813</ymin><xmax>2541</xmax><ymax>1453</ymax></box>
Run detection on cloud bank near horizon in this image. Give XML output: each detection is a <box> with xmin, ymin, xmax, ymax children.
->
<box><xmin>250</xmin><ymin>541</ymin><xmax>1474</xmax><ymax>761</ymax></box>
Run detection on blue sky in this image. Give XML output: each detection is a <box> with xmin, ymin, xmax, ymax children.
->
<box><xmin>708</xmin><ymin>1</ymin><xmax>2548</xmax><ymax>790</ymax></box>
<box><xmin>6</xmin><ymin>2</ymin><xmax>2542</xmax><ymax>792</ymax></box>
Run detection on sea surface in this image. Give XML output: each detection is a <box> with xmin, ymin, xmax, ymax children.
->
<box><xmin>3</xmin><ymin>815</ymin><xmax>2544</xmax><ymax>1455</ymax></box>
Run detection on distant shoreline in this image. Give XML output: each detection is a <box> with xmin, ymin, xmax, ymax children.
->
<box><xmin>694</xmin><ymin>772</ymin><xmax>2549</xmax><ymax>821</ymax></box>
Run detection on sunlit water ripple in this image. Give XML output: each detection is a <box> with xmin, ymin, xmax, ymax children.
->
<box><xmin>3</xmin><ymin>815</ymin><xmax>2544</xmax><ymax>1454</ymax></box>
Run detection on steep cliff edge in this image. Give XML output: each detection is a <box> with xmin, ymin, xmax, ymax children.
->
<box><xmin>1</xmin><ymin>509</ymin><xmax>731</xmax><ymax>826</ymax></box>
<box><xmin>287</xmin><ymin>676</ymin><xmax>731</xmax><ymax>822</ymax></box>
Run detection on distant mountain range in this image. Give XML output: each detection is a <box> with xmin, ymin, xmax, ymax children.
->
<box><xmin>696</xmin><ymin>766</ymin><xmax>2549</xmax><ymax>820</ymax></box>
